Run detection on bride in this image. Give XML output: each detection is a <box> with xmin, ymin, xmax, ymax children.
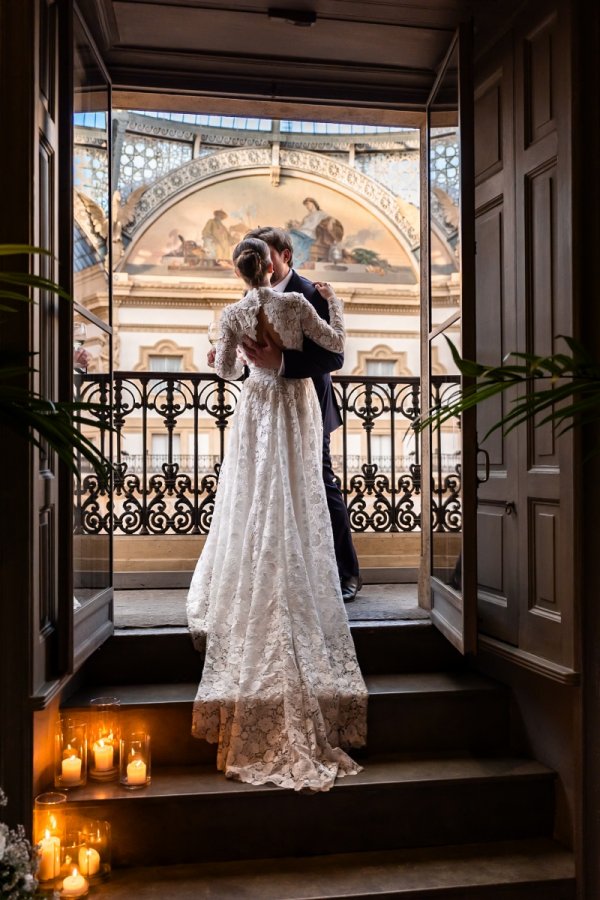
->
<box><xmin>187</xmin><ymin>237</ymin><xmax>368</xmax><ymax>792</ymax></box>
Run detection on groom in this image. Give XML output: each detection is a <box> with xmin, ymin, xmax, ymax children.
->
<box><xmin>240</xmin><ymin>226</ymin><xmax>361</xmax><ymax>603</ymax></box>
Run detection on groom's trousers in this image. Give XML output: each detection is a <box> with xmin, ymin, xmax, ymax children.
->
<box><xmin>322</xmin><ymin>432</ymin><xmax>360</xmax><ymax>580</ymax></box>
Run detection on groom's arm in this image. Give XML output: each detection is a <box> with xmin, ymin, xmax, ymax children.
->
<box><xmin>282</xmin><ymin>339</ymin><xmax>343</xmax><ymax>378</ymax></box>
<box><xmin>282</xmin><ymin>288</ymin><xmax>343</xmax><ymax>378</ymax></box>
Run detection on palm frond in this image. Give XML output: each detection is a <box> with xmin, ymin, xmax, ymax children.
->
<box><xmin>418</xmin><ymin>335</ymin><xmax>600</xmax><ymax>441</ymax></box>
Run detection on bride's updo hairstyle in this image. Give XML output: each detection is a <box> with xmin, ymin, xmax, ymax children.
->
<box><xmin>232</xmin><ymin>237</ymin><xmax>271</xmax><ymax>286</ymax></box>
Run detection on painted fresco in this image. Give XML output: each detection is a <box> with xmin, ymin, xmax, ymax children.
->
<box><xmin>124</xmin><ymin>175</ymin><xmax>420</xmax><ymax>284</ymax></box>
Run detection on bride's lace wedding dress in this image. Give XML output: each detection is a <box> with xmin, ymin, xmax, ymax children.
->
<box><xmin>187</xmin><ymin>286</ymin><xmax>368</xmax><ymax>792</ymax></box>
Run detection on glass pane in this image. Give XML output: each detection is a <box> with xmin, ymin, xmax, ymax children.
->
<box><xmin>429</xmin><ymin>42</ymin><xmax>463</xmax><ymax>590</ymax></box>
<box><xmin>429</xmin><ymin>44</ymin><xmax>460</xmax><ymax>318</ymax></box>
<box><xmin>431</xmin><ymin>327</ymin><xmax>462</xmax><ymax>586</ymax></box>
<box><xmin>73</xmin><ymin>19</ymin><xmax>110</xmax><ymax>324</ymax></box>
<box><xmin>73</xmin><ymin>18</ymin><xmax>111</xmax><ymax>609</ymax></box>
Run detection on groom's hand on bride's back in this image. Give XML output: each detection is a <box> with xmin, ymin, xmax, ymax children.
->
<box><xmin>242</xmin><ymin>333</ymin><xmax>283</xmax><ymax>370</ymax></box>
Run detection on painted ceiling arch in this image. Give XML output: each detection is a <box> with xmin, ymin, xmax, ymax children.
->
<box><xmin>117</xmin><ymin>147</ymin><xmax>444</xmax><ymax>285</ymax></box>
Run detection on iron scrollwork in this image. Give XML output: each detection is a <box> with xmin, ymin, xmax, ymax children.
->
<box><xmin>77</xmin><ymin>372</ymin><xmax>461</xmax><ymax>537</ymax></box>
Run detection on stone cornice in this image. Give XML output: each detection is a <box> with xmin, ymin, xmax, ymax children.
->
<box><xmin>116</xmin><ymin>323</ymin><xmax>422</xmax><ymax>338</ymax></box>
<box><xmin>115</xmin><ymin>297</ymin><xmax>427</xmax><ymax>315</ymax></box>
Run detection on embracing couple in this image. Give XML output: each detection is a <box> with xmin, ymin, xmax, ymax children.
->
<box><xmin>186</xmin><ymin>226</ymin><xmax>368</xmax><ymax>793</ymax></box>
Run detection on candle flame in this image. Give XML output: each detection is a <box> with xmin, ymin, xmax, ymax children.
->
<box><xmin>72</xmin><ymin>868</ymin><xmax>79</xmax><ymax>877</ymax></box>
<box><xmin>44</xmin><ymin>829</ymin><xmax>50</xmax><ymax>840</ymax></box>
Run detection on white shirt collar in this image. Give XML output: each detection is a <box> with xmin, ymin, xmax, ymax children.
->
<box><xmin>271</xmin><ymin>268</ymin><xmax>294</xmax><ymax>292</ymax></box>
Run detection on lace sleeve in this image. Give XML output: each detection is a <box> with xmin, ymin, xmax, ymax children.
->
<box><xmin>296</xmin><ymin>292</ymin><xmax>345</xmax><ymax>353</ymax></box>
<box><xmin>214</xmin><ymin>310</ymin><xmax>245</xmax><ymax>380</ymax></box>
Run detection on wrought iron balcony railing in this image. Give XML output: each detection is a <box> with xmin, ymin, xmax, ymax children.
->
<box><xmin>75</xmin><ymin>372</ymin><xmax>461</xmax><ymax>536</ymax></box>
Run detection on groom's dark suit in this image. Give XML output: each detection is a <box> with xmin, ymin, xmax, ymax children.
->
<box><xmin>281</xmin><ymin>269</ymin><xmax>359</xmax><ymax>582</ymax></box>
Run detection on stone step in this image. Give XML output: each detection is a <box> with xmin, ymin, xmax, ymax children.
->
<box><xmin>65</xmin><ymin>756</ymin><xmax>554</xmax><ymax>866</ymax></box>
<box><xmin>78</xmin><ymin>621</ymin><xmax>464</xmax><ymax>686</ymax></box>
<box><xmin>63</xmin><ymin>672</ymin><xmax>509</xmax><ymax>764</ymax></box>
<box><xmin>90</xmin><ymin>839</ymin><xmax>575</xmax><ymax>899</ymax></box>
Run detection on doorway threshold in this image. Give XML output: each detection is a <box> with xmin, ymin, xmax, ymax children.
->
<box><xmin>114</xmin><ymin>584</ymin><xmax>426</xmax><ymax>629</ymax></box>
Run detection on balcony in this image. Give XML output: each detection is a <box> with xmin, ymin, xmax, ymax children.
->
<box><xmin>75</xmin><ymin>372</ymin><xmax>462</xmax><ymax>588</ymax></box>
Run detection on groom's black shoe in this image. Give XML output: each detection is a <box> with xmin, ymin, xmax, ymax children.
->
<box><xmin>341</xmin><ymin>574</ymin><xmax>363</xmax><ymax>603</ymax></box>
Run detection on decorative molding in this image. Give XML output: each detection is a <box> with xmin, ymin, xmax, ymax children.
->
<box><xmin>351</xmin><ymin>344</ymin><xmax>412</xmax><ymax>376</ymax></box>
<box><xmin>115</xmin><ymin>296</ymin><xmax>426</xmax><ymax>315</ymax></box>
<box><xmin>346</xmin><ymin>329</ymin><xmax>418</xmax><ymax>338</ymax></box>
<box><xmin>479</xmin><ymin>635</ymin><xmax>581</xmax><ymax>686</ymax></box>
<box><xmin>118</xmin><ymin>324</ymin><xmax>209</xmax><ymax>334</ymax></box>
<box><xmin>133</xmin><ymin>338</ymin><xmax>199</xmax><ymax>372</ymax></box>
<box><xmin>431</xmin><ymin>345</ymin><xmax>447</xmax><ymax>375</ymax></box>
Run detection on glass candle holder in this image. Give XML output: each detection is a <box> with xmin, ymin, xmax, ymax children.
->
<box><xmin>33</xmin><ymin>792</ymin><xmax>67</xmax><ymax>884</ymax></box>
<box><xmin>89</xmin><ymin>697</ymin><xmax>120</xmax><ymax>781</ymax></box>
<box><xmin>59</xmin><ymin>831</ymin><xmax>85</xmax><ymax>879</ymax></box>
<box><xmin>119</xmin><ymin>732</ymin><xmax>151</xmax><ymax>789</ymax></box>
<box><xmin>54</xmin><ymin>719</ymin><xmax>87</xmax><ymax>789</ymax></box>
<box><xmin>77</xmin><ymin>819</ymin><xmax>111</xmax><ymax>882</ymax></box>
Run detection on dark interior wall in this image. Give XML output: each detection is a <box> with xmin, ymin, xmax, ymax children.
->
<box><xmin>0</xmin><ymin>0</ymin><xmax>38</xmax><ymax>831</ymax></box>
<box><xmin>475</xmin><ymin>653</ymin><xmax>578</xmax><ymax>847</ymax></box>
<box><xmin>574</xmin><ymin>0</ymin><xmax>600</xmax><ymax>891</ymax></box>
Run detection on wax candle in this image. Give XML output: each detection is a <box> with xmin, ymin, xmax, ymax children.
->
<box><xmin>61</xmin><ymin>754</ymin><xmax>82</xmax><ymax>785</ymax></box>
<box><xmin>126</xmin><ymin>757</ymin><xmax>147</xmax><ymax>785</ymax></box>
<box><xmin>78</xmin><ymin>847</ymin><xmax>100</xmax><ymax>877</ymax></box>
<box><xmin>61</xmin><ymin>868</ymin><xmax>88</xmax><ymax>897</ymax></box>
<box><xmin>38</xmin><ymin>830</ymin><xmax>60</xmax><ymax>882</ymax></box>
<box><xmin>93</xmin><ymin>739</ymin><xmax>114</xmax><ymax>771</ymax></box>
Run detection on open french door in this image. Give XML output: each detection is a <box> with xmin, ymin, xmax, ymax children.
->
<box><xmin>70</xmin><ymin>4</ymin><xmax>114</xmax><ymax>671</ymax></box>
<box><xmin>419</xmin><ymin>24</ymin><xmax>477</xmax><ymax>654</ymax></box>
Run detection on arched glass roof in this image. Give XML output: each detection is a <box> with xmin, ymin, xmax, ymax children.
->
<box><xmin>131</xmin><ymin>111</ymin><xmax>402</xmax><ymax>134</ymax></box>
<box><xmin>74</xmin><ymin>112</ymin><xmax>107</xmax><ymax>129</ymax></box>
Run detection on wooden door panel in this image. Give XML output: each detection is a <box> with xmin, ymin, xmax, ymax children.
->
<box><xmin>515</xmin><ymin>1</ymin><xmax>575</xmax><ymax>669</ymax></box>
<box><xmin>473</xmin><ymin>36</ymin><xmax>519</xmax><ymax>646</ymax></box>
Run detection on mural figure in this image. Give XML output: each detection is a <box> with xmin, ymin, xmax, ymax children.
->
<box><xmin>288</xmin><ymin>197</ymin><xmax>344</xmax><ymax>266</ymax></box>
<box><xmin>202</xmin><ymin>209</ymin><xmax>236</xmax><ymax>260</ymax></box>
<box><xmin>161</xmin><ymin>232</ymin><xmax>209</xmax><ymax>268</ymax></box>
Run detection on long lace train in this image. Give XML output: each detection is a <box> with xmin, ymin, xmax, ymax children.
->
<box><xmin>187</xmin><ymin>367</ymin><xmax>368</xmax><ymax>791</ymax></box>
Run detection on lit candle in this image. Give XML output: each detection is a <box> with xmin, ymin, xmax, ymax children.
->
<box><xmin>61</xmin><ymin>868</ymin><xmax>88</xmax><ymax>897</ymax></box>
<box><xmin>61</xmin><ymin>748</ymin><xmax>82</xmax><ymax>785</ymax></box>
<box><xmin>126</xmin><ymin>755</ymin><xmax>147</xmax><ymax>786</ymax></box>
<box><xmin>38</xmin><ymin>830</ymin><xmax>60</xmax><ymax>882</ymax></box>
<box><xmin>93</xmin><ymin>739</ymin><xmax>114</xmax><ymax>771</ymax></box>
<box><xmin>78</xmin><ymin>847</ymin><xmax>100</xmax><ymax>877</ymax></box>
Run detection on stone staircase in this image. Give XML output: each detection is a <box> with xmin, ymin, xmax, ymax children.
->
<box><xmin>62</xmin><ymin>621</ymin><xmax>576</xmax><ymax>898</ymax></box>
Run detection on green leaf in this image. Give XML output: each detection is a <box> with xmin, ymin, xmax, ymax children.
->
<box><xmin>1</xmin><ymin>272</ymin><xmax>71</xmax><ymax>300</ymax></box>
<box><xmin>0</xmin><ymin>245</ymin><xmax>53</xmax><ymax>257</ymax></box>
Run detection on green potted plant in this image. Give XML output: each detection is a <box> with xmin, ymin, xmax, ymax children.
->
<box><xmin>0</xmin><ymin>245</ymin><xmax>110</xmax><ymax>475</ymax></box>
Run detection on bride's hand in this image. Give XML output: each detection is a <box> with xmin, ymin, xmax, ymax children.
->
<box><xmin>314</xmin><ymin>281</ymin><xmax>337</xmax><ymax>301</ymax></box>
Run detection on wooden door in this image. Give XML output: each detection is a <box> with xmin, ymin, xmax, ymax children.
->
<box><xmin>472</xmin><ymin>34</ymin><xmax>521</xmax><ymax>645</ymax></box>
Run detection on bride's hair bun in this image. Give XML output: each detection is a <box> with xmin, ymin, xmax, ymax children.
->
<box><xmin>233</xmin><ymin>237</ymin><xmax>271</xmax><ymax>285</ymax></box>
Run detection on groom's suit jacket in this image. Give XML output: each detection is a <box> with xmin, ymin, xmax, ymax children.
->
<box><xmin>281</xmin><ymin>269</ymin><xmax>343</xmax><ymax>435</ymax></box>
